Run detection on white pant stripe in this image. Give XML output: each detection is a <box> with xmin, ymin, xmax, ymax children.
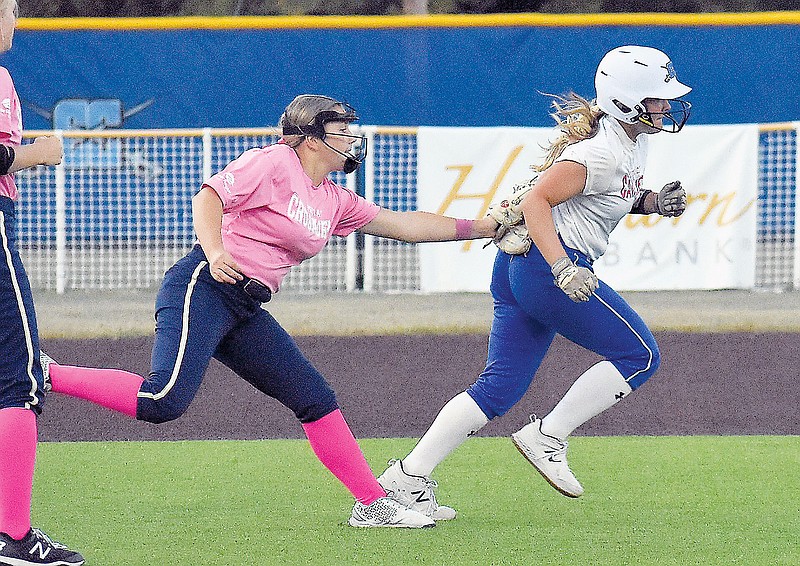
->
<box><xmin>595</xmin><ymin>292</ymin><xmax>654</xmax><ymax>383</ymax></box>
<box><xmin>0</xmin><ymin>211</ymin><xmax>39</xmax><ymax>408</ymax></box>
<box><xmin>138</xmin><ymin>260</ymin><xmax>207</xmax><ymax>401</ymax></box>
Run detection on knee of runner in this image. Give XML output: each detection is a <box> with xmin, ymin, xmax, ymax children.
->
<box><xmin>295</xmin><ymin>396</ymin><xmax>339</xmax><ymax>424</ymax></box>
<box><xmin>465</xmin><ymin>384</ymin><xmax>511</xmax><ymax>420</ymax></box>
<box><xmin>136</xmin><ymin>396</ymin><xmax>191</xmax><ymax>424</ymax></box>
<box><xmin>625</xmin><ymin>341</ymin><xmax>661</xmax><ymax>390</ymax></box>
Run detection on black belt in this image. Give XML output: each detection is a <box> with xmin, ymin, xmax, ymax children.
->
<box><xmin>237</xmin><ymin>276</ymin><xmax>272</xmax><ymax>303</ymax></box>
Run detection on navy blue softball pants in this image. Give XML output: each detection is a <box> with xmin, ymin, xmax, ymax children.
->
<box><xmin>467</xmin><ymin>247</ymin><xmax>660</xmax><ymax>420</ymax></box>
<box><xmin>136</xmin><ymin>245</ymin><xmax>338</xmax><ymax>424</ymax></box>
<box><xmin>0</xmin><ymin>197</ymin><xmax>45</xmax><ymax>413</ymax></box>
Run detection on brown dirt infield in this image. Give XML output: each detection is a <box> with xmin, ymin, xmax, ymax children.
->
<box><xmin>38</xmin><ymin>331</ymin><xmax>799</xmax><ymax>442</ymax></box>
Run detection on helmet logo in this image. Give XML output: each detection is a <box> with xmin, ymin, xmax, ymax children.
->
<box><xmin>663</xmin><ymin>61</ymin><xmax>676</xmax><ymax>83</ymax></box>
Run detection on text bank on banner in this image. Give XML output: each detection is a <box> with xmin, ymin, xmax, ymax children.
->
<box><xmin>417</xmin><ymin>126</ymin><xmax>553</xmax><ymax>292</ymax></box>
<box><xmin>416</xmin><ymin>124</ymin><xmax>759</xmax><ymax>292</ymax></box>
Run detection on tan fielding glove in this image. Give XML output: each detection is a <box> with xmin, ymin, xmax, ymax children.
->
<box><xmin>487</xmin><ymin>177</ymin><xmax>536</xmax><ymax>255</ymax></box>
<box><xmin>495</xmin><ymin>224</ymin><xmax>532</xmax><ymax>255</ymax></box>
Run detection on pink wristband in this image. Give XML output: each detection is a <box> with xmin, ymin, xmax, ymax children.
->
<box><xmin>455</xmin><ymin>219</ymin><xmax>474</xmax><ymax>240</ymax></box>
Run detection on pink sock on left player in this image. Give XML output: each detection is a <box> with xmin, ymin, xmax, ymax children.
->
<box><xmin>0</xmin><ymin>407</ymin><xmax>37</xmax><ymax>540</ymax></box>
<box><xmin>302</xmin><ymin>409</ymin><xmax>386</xmax><ymax>505</ymax></box>
<box><xmin>49</xmin><ymin>364</ymin><xmax>144</xmax><ymax>418</ymax></box>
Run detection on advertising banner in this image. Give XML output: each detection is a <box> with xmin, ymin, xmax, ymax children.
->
<box><xmin>417</xmin><ymin>124</ymin><xmax>759</xmax><ymax>292</ymax></box>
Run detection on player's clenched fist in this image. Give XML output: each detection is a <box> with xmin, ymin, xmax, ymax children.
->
<box><xmin>551</xmin><ymin>256</ymin><xmax>599</xmax><ymax>302</ymax></box>
<box><xmin>31</xmin><ymin>135</ymin><xmax>63</xmax><ymax>166</ymax></box>
<box><xmin>655</xmin><ymin>180</ymin><xmax>686</xmax><ymax>217</ymax></box>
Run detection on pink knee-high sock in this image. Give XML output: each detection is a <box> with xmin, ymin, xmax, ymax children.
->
<box><xmin>301</xmin><ymin>409</ymin><xmax>386</xmax><ymax>505</ymax></box>
<box><xmin>49</xmin><ymin>364</ymin><xmax>144</xmax><ymax>419</ymax></box>
<box><xmin>0</xmin><ymin>408</ymin><xmax>37</xmax><ymax>539</ymax></box>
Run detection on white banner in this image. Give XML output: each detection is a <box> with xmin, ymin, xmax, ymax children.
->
<box><xmin>417</xmin><ymin>124</ymin><xmax>760</xmax><ymax>292</ymax></box>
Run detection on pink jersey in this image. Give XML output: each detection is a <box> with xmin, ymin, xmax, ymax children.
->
<box><xmin>0</xmin><ymin>66</ymin><xmax>22</xmax><ymax>200</ymax></box>
<box><xmin>203</xmin><ymin>142</ymin><xmax>380</xmax><ymax>292</ymax></box>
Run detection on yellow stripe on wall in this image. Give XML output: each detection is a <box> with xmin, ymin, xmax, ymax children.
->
<box><xmin>17</xmin><ymin>11</ymin><xmax>800</xmax><ymax>31</ymax></box>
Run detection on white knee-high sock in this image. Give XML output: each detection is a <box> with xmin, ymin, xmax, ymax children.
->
<box><xmin>540</xmin><ymin>361</ymin><xmax>633</xmax><ymax>440</ymax></box>
<box><xmin>402</xmin><ymin>391</ymin><xmax>490</xmax><ymax>477</ymax></box>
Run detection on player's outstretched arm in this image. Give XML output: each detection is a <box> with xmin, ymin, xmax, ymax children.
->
<box><xmin>361</xmin><ymin>208</ymin><xmax>497</xmax><ymax>243</ymax></box>
<box><xmin>2</xmin><ymin>136</ymin><xmax>63</xmax><ymax>175</ymax></box>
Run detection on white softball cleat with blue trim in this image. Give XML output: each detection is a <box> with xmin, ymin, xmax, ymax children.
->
<box><xmin>39</xmin><ymin>351</ymin><xmax>55</xmax><ymax>393</ymax></box>
<box><xmin>511</xmin><ymin>415</ymin><xmax>584</xmax><ymax>498</ymax></box>
<box><xmin>378</xmin><ymin>459</ymin><xmax>457</xmax><ymax>521</ymax></box>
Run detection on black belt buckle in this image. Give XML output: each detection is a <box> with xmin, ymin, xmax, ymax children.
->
<box><xmin>242</xmin><ymin>277</ymin><xmax>272</xmax><ymax>303</ymax></box>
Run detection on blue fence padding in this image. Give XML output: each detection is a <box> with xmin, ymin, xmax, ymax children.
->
<box><xmin>4</xmin><ymin>24</ymin><xmax>799</xmax><ymax>131</ymax></box>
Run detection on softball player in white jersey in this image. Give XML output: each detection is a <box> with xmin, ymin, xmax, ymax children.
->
<box><xmin>379</xmin><ymin>46</ymin><xmax>692</xmax><ymax>519</ymax></box>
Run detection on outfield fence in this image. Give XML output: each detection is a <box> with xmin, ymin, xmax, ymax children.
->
<box><xmin>15</xmin><ymin>123</ymin><xmax>798</xmax><ymax>293</ymax></box>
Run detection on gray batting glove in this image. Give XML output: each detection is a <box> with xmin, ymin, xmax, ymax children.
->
<box><xmin>656</xmin><ymin>181</ymin><xmax>687</xmax><ymax>217</ymax></box>
<box><xmin>551</xmin><ymin>256</ymin><xmax>599</xmax><ymax>303</ymax></box>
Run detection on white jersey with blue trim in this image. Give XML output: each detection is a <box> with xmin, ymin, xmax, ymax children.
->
<box><xmin>551</xmin><ymin>115</ymin><xmax>649</xmax><ymax>262</ymax></box>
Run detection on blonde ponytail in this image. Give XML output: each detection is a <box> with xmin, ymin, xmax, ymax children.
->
<box><xmin>534</xmin><ymin>93</ymin><xmax>604</xmax><ymax>172</ymax></box>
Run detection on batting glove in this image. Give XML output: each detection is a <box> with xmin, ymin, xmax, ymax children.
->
<box><xmin>655</xmin><ymin>181</ymin><xmax>687</xmax><ymax>217</ymax></box>
<box><xmin>551</xmin><ymin>256</ymin><xmax>599</xmax><ymax>303</ymax></box>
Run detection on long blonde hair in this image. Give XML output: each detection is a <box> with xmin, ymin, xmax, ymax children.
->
<box><xmin>535</xmin><ymin>93</ymin><xmax>604</xmax><ymax>172</ymax></box>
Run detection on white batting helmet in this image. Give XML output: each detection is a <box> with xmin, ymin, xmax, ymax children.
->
<box><xmin>595</xmin><ymin>45</ymin><xmax>692</xmax><ymax>132</ymax></box>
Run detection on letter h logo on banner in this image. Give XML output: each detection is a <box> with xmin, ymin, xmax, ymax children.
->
<box><xmin>436</xmin><ymin>145</ymin><xmax>525</xmax><ymax>251</ymax></box>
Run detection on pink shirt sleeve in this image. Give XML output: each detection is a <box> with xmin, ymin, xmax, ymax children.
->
<box><xmin>0</xmin><ymin>67</ymin><xmax>22</xmax><ymax>200</ymax></box>
<box><xmin>329</xmin><ymin>182</ymin><xmax>380</xmax><ymax>236</ymax></box>
<box><xmin>0</xmin><ymin>68</ymin><xmax>20</xmax><ymax>140</ymax></box>
<box><xmin>203</xmin><ymin>147</ymin><xmax>276</xmax><ymax>210</ymax></box>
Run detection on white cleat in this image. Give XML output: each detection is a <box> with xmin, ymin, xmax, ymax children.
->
<box><xmin>378</xmin><ymin>459</ymin><xmax>457</xmax><ymax>520</ymax></box>
<box><xmin>348</xmin><ymin>496</ymin><xmax>435</xmax><ymax>528</ymax></box>
<box><xmin>511</xmin><ymin>415</ymin><xmax>584</xmax><ymax>498</ymax></box>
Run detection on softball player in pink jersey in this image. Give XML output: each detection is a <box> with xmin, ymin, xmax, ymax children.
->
<box><xmin>379</xmin><ymin>46</ymin><xmax>692</xmax><ymax>519</ymax></box>
<box><xmin>0</xmin><ymin>1</ymin><xmax>86</xmax><ymax>564</ymax></box>
<box><xmin>42</xmin><ymin>94</ymin><xmax>497</xmax><ymax>529</ymax></box>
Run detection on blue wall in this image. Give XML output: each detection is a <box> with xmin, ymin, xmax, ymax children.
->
<box><xmin>3</xmin><ymin>22</ymin><xmax>798</xmax><ymax>130</ymax></box>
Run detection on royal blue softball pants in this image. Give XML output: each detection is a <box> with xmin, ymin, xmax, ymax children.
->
<box><xmin>467</xmin><ymin>246</ymin><xmax>660</xmax><ymax>420</ymax></box>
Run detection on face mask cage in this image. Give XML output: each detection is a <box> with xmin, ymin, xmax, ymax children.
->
<box><xmin>637</xmin><ymin>99</ymin><xmax>692</xmax><ymax>133</ymax></box>
<box><xmin>282</xmin><ymin>102</ymin><xmax>368</xmax><ymax>173</ymax></box>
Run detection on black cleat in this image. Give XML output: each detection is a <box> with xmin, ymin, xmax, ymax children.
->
<box><xmin>0</xmin><ymin>528</ymin><xmax>84</xmax><ymax>565</ymax></box>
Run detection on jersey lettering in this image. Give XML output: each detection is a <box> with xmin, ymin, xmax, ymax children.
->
<box><xmin>621</xmin><ymin>171</ymin><xmax>644</xmax><ymax>200</ymax></box>
<box><xmin>221</xmin><ymin>172</ymin><xmax>235</xmax><ymax>195</ymax></box>
<box><xmin>287</xmin><ymin>193</ymin><xmax>331</xmax><ymax>238</ymax></box>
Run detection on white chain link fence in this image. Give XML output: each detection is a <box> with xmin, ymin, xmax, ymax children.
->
<box><xmin>15</xmin><ymin>123</ymin><xmax>797</xmax><ymax>293</ymax></box>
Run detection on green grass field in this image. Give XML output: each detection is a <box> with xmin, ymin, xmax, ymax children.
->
<box><xmin>34</xmin><ymin>436</ymin><xmax>798</xmax><ymax>566</ymax></box>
